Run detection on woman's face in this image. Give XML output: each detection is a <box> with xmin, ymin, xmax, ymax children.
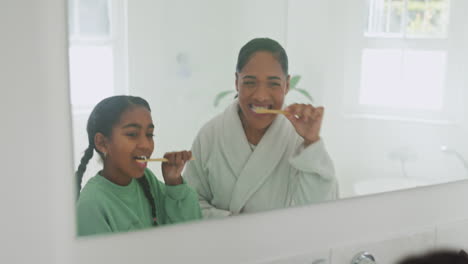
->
<box><xmin>101</xmin><ymin>106</ymin><xmax>155</xmax><ymax>181</ymax></box>
<box><xmin>236</xmin><ymin>51</ymin><xmax>290</xmax><ymax>131</ymax></box>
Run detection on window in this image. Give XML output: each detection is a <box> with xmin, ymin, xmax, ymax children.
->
<box><xmin>366</xmin><ymin>0</ymin><xmax>450</xmax><ymax>38</ymax></box>
<box><xmin>360</xmin><ymin>48</ymin><xmax>446</xmax><ymax>111</ymax></box>
<box><xmin>68</xmin><ymin>0</ymin><xmax>128</xmax><ymax>111</ymax></box>
<box><xmin>67</xmin><ymin>0</ymin><xmax>128</xmax><ymax>187</ymax></box>
<box><xmin>344</xmin><ymin>0</ymin><xmax>461</xmax><ymax>122</ymax></box>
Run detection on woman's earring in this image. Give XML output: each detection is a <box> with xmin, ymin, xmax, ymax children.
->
<box><xmin>103</xmin><ymin>152</ymin><xmax>107</xmax><ymax>159</ymax></box>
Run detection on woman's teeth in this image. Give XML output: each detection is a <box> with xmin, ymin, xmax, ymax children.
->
<box><xmin>135</xmin><ymin>156</ymin><xmax>147</xmax><ymax>161</ymax></box>
<box><xmin>250</xmin><ymin>105</ymin><xmax>272</xmax><ymax>110</ymax></box>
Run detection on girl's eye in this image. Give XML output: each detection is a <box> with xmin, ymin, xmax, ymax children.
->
<box><xmin>269</xmin><ymin>82</ymin><xmax>280</xmax><ymax>87</ymax></box>
<box><xmin>147</xmin><ymin>133</ymin><xmax>154</xmax><ymax>138</ymax></box>
<box><xmin>126</xmin><ymin>132</ymin><xmax>138</xmax><ymax>137</ymax></box>
<box><xmin>243</xmin><ymin>81</ymin><xmax>255</xmax><ymax>86</ymax></box>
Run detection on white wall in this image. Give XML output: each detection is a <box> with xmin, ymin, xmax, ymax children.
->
<box><xmin>126</xmin><ymin>0</ymin><xmax>287</xmax><ymax>176</ymax></box>
<box><xmin>0</xmin><ymin>1</ymin><xmax>74</xmax><ymax>263</ymax></box>
<box><xmin>3</xmin><ymin>1</ymin><xmax>468</xmax><ymax>264</ymax></box>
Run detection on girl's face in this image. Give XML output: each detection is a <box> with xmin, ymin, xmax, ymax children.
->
<box><xmin>99</xmin><ymin>106</ymin><xmax>155</xmax><ymax>182</ymax></box>
<box><xmin>236</xmin><ymin>51</ymin><xmax>290</xmax><ymax>131</ymax></box>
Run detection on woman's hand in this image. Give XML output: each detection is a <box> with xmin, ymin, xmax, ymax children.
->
<box><xmin>161</xmin><ymin>150</ymin><xmax>192</xmax><ymax>185</ymax></box>
<box><xmin>284</xmin><ymin>104</ymin><xmax>324</xmax><ymax>147</ymax></box>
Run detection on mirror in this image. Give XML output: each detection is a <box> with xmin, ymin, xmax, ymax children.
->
<box><xmin>68</xmin><ymin>0</ymin><xmax>468</xmax><ymax>235</ymax></box>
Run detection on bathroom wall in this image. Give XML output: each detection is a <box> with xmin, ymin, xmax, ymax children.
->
<box><xmin>0</xmin><ymin>1</ymin><xmax>74</xmax><ymax>263</ymax></box>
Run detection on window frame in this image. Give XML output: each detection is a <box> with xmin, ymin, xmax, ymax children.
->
<box><xmin>342</xmin><ymin>0</ymin><xmax>463</xmax><ymax>124</ymax></box>
<box><xmin>68</xmin><ymin>0</ymin><xmax>128</xmax><ymax>112</ymax></box>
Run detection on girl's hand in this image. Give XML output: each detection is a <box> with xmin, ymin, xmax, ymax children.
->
<box><xmin>161</xmin><ymin>150</ymin><xmax>192</xmax><ymax>185</ymax></box>
<box><xmin>284</xmin><ymin>104</ymin><xmax>324</xmax><ymax>147</ymax></box>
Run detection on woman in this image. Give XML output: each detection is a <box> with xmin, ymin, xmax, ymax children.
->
<box><xmin>76</xmin><ymin>95</ymin><xmax>201</xmax><ymax>236</ymax></box>
<box><xmin>184</xmin><ymin>38</ymin><xmax>337</xmax><ymax>218</ymax></box>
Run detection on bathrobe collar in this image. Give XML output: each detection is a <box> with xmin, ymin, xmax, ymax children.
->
<box><xmin>220</xmin><ymin>100</ymin><xmax>292</xmax><ymax>214</ymax></box>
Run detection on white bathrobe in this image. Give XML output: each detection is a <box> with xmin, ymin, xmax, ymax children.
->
<box><xmin>184</xmin><ymin>100</ymin><xmax>337</xmax><ymax>218</ymax></box>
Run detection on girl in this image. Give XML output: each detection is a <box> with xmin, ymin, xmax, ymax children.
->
<box><xmin>76</xmin><ymin>95</ymin><xmax>201</xmax><ymax>236</ymax></box>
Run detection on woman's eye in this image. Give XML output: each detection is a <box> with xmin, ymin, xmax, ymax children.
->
<box><xmin>269</xmin><ymin>82</ymin><xmax>280</xmax><ymax>87</ymax></box>
<box><xmin>126</xmin><ymin>132</ymin><xmax>138</xmax><ymax>137</ymax></box>
<box><xmin>147</xmin><ymin>133</ymin><xmax>154</xmax><ymax>138</ymax></box>
<box><xmin>243</xmin><ymin>81</ymin><xmax>255</xmax><ymax>86</ymax></box>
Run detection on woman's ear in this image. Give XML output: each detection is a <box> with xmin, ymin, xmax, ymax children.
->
<box><xmin>235</xmin><ymin>72</ymin><xmax>239</xmax><ymax>92</ymax></box>
<box><xmin>94</xmin><ymin>132</ymin><xmax>108</xmax><ymax>156</ymax></box>
<box><xmin>285</xmin><ymin>74</ymin><xmax>291</xmax><ymax>94</ymax></box>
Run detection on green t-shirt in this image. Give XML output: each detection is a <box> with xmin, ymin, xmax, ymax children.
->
<box><xmin>77</xmin><ymin>168</ymin><xmax>202</xmax><ymax>236</ymax></box>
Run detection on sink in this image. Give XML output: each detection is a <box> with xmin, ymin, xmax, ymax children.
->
<box><xmin>353</xmin><ymin>177</ymin><xmax>439</xmax><ymax>196</ymax></box>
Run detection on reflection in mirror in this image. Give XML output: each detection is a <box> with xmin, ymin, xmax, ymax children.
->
<box><xmin>75</xmin><ymin>96</ymin><xmax>202</xmax><ymax>236</ymax></box>
<box><xmin>182</xmin><ymin>37</ymin><xmax>338</xmax><ymax>218</ymax></box>
<box><xmin>69</xmin><ymin>0</ymin><xmax>468</xmax><ymax>235</ymax></box>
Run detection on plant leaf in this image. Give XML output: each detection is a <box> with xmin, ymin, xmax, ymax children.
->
<box><xmin>213</xmin><ymin>90</ymin><xmax>235</xmax><ymax>107</ymax></box>
<box><xmin>292</xmin><ymin>88</ymin><xmax>314</xmax><ymax>102</ymax></box>
<box><xmin>289</xmin><ymin>75</ymin><xmax>301</xmax><ymax>89</ymax></box>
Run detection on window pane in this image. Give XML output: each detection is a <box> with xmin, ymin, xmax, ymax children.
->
<box><xmin>367</xmin><ymin>0</ymin><xmax>385</xmax><ymax>33</ymax></box>
<box><xmin>406</xmin><ymin>0</ymin><xmax>449</xmax><ymax>37</ymax></box>
<box><xmin>366</xmin><ymin>0</ymin><xmax>404</xmax><ymax>35</ymax></box>
<box><xmin>67</xmin><ymin>0</ymin><xmax>76</xmax><ymax>36</ymax></box>
<box><xmin>78</xmin><ymin>0</ymin><xmax>110</xmax><ymax>36</ymax></box>
<box><xmin>366</xmin><ymin>0</ymin><xmax>449</xmax><ymax>37</ymax></box>
<box><xmin>430</xmin><ymin>0</ymin><xmax>450</xmax><ymax>34</ymax></box>
<box><xmin>389</xmin><ymin>0</ymin><xmax>405</xmax><ymax>33</ymax></box>
<box><xmin>401</xmin><ymin>49</ymin><xmax>446</xmax><ymax>110</ymax></box>
<box><xmin>360</xmin><ymin>49</ymin><xmax>446</xmax><ymax>110</ymax></box>
<box><xmin>69</xmin><ymin>46</ymin><xmax>114</xmax><ymax>106</ymax></box>
<box><xmin>360</xmin><ymin>49</ymin><xmax>403</xmax><ymax>107</ymax></box>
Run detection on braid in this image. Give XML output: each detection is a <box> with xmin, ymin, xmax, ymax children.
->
<box><xmin>75</xmin><ymin>145</ymin><xmax>94</xmax><ymax>199</ymax></box>
<box><xmin>137</xmin><ymin>176</ymin><xmax>158</xmax><ymax>226</ymax></box>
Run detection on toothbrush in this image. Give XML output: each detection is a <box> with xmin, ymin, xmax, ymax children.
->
<box><xmin>136</xmin><ymin>157</ymin><xmax>195</xmax><ymax>163</ymax></box>
<box><xmin>253</xmin><ymin>108</ymin><xmax>289</xmax><ymax>115</ymax></box>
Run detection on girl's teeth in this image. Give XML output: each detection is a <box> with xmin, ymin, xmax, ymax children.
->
<box><xmin>252</xmin><ymin>106</ymin><xmax>267</xmax><ymax>110</ymax></box>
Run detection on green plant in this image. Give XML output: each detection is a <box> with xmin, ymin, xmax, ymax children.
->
<box><xmin>213</xmin><ymin>75</ymin><xmax>313</xmax><ymax>107</ymax></box>
<box><xmin>288</xmin><ymin>75</ymin><xmax>313</xmax><ymax>102</ymax></box>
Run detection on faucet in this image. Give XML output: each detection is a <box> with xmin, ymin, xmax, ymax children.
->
<box><xmin>388</xmin><ymin>146</ymin><xmax>418</xmax><ymax>178</ymax></box>
<box><xmin>441</xmin><ymin>145</ymin><xmax>468</xmax><ymax>176</ymax></box>
<box><xmin>351</xmin><ymin>252</ymin><xmax>376</xmax><ymax>264</ymax></box>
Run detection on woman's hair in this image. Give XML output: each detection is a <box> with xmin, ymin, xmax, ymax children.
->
<box><xmin>75</xmin><ymin>95</ymin><xmax>158</xmax><ymax>226</ymax></box>
<box><xmin>397</xmin><ymin>249</ymin><xmax>468</xmax><ymax>264</ymax></box>
<box><xmin>236</xmin><ymin>37</ymin><xmax>289</xmax><ymax>75</ymax></box>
